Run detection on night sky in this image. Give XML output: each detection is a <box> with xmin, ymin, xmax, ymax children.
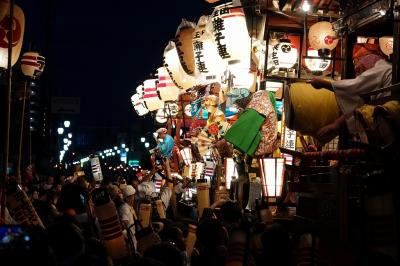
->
<box><xmin>19</xmin><ymin>0</ymin><xmax>211</xmax><ymax>132</ymax></box>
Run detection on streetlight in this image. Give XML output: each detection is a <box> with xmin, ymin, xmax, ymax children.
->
<box><xmin>63</xmin><ymin>138</ymin><xmax>68</xmax><ymax>144</ymax></box>
<box><xmin>68</xmin><ymin>133</ymin><xmax>72</xmax><ymax>138</ymax></box>
<box><xmin>114</xmin><ymin>146</ymin><xmax>118</xmax><ymax>150</ymax></box>
<box><xmin>125</xmin><ymin>148</ymin><xmax>129</xmax><ymax>152</ymax></box>
<box><xmin>57</xmin><ymin>127</ymin><xmax>64</xmax><ymax>135</ymax></box>
<box><xmin>144</xmin><ymin>142</ymin><xmax>150</xmax><ymax>148</ymax></box>
<box><xmin>64</xmin><ymin>120</ymin><xmax>71</xmax><ymax>128</ymax></box>
<box><xmin>121</xmin><ymin>143</ymin><xmax>126</xmax><ymax>148</ymax></box>
<box><xmin>63</xmin><ymin>145</ymin><xmax>68</xmax><ymax>151</ymax></box>
<box><xmin>141</xmin><ymin>137</ymin><xmax>145</xmax><ymax>143</ymax></box>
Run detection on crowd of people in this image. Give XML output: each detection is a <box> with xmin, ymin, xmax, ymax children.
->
<box><xmin>1</xmin><ymin>159</ymin><xmax>396</xmax><ymax>266</ymax></box>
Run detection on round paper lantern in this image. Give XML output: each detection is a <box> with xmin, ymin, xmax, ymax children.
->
<box><xmin>211</xmin><ymin>3</ymin><xmax>251</xmax><ymax>65</ymax></box>
<box><xmin>270</xmin><ymin>39</ymin><xmax>298</xmax><ymax>70</ymax></box>
<box><xmin>156</xmin><ymin>66</ymin><xmax>180</xmax><ymax>101</ymax></box>
<box><xmin>379</xmin><ymin>36</ymin><xmax>393</xmax><ymax>56</ymax></box>
<box><xmin>0</xmin><ymin>4</ymin><xmax>25</xmax><ymax>68</ymax></box>
<box><xmin>227</xmin><ymin>62</ymin><xmax>256</xmax><ymax>90</ymax></box>
<box><xmin>308</xmin><ymin>21</ymin><xmax>338</xmax><ymax>56</ymax></box>
<box><xmin>163</xmin><ymin>41</ymin><xmax>197</xmax><ymax>90</ymax></box>
<box><xmin>184</xmin><ymin>104</ymin><xmax>192</xmax><ymax>117</ymax></box>
<box><xmin>304</xmin><ymin>48</ymin><xmax>330</xmax><ymax>73</ymax></box>
<box><xmin>21</xmin><ymin>51</ymin><xmax>45</xmax><ymax>78</ymax></box>
<box><xmin>131</xmin><ymin>92</ymin><xmax>149</xmax><ymax>116</ymax></box>
<box><xmin>0</xmin><ymin>0</ymin><xmax>9</xmax><ymax>22</ymax></box>
<box><xmin>143</xmin><ymin>79</ymin><xmax>164</xmax><ymax>111</ymax></box>
<box><xmin>175</xmin><ymin>19</ymin><xmax>196</xmax><ymax>75</ymax></box>
<box><xmin>155</xmin><ymin>103</ymin><xmax>179</xmax><ymax>124</ymax></box>
<box><xmin>192</xmin><ymin>16</ymin><xmax>226</xmax><ymax>84</ymax></box>
<box><xmin>155</xmin><ymin>108</ymin><xmax>168</xmax><ymax>124</ymax></box>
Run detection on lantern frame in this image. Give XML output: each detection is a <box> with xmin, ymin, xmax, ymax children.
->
<box><xmin>224</xmin><ymin>157</ymin><xmax>238</xmax><ymax>190</ymax></box>
<box><xmin>258</xmin><ymin>158</ymin><xmax>285</xmax><ymax>198</ymax></box>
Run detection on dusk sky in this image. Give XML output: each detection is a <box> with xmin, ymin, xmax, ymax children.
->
<box><xmin>19</xmin><ymin>0</ymin><xmax>211</xmax><ymax>130</ymax></box>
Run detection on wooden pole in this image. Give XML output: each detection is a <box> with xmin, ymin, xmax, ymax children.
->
<box><xmin>1</xmin><ymin>0</ymin><xmax>14</xmax><ymax>222</ymax></box>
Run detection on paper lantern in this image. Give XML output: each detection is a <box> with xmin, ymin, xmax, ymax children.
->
<box><xmin>224</xmin><ymin>157</ymin><xmax>238</xmax><ymax>189</ymax></box>
<box><xmin>175</xmin><ymin>19</ymin><xmax>196</xmax><ymax>75</ymax></box>
<box><xmin>304</xmin><ymin>48</ymin><xmax>330</xmax><ymax>73</ymax></box>
<box><xmin>270</xmin><ymin>39</ymin><xmax>298</xmax><ymax>70</ymax></box>
<box><xmin>92</xmin><ymin>188</ymin><xmax>128</xmax><ymax>260</ymax></box>
<box><xmin>163</xmin><ymin>41</ymin><xmax>197</xmax><ymax>90</ymax></box>
<box><xmin>196</xmin><ymin>179</ymin><xmax>210</xmax><ymax>217</ymax></box>
<box><xmin>195</xmin><ymin>162</ymin><xmax>204</xmax><ymax>180</ymax></box>
<box><xmin>193</xmin><ymin>16</ymin><xmax>226</xmax><ymax>84</ymax></box>
<box><xmin>90</xmin><ymin>155</ymin><xmax>103</xmax><ymax>182</ymax></box>
<box><xmin>155</xmin><ymin>108</ymin><xmax>168</xmax><ymax>124</ymax></box>
<box><xmin>156</xmin><ymin>66</ymin><xmax>180</xmax><ymax>101</ymax></box>
<box><xmin>379</xmin><ymin>36</ymin><xmax>393</xmax><ymax>56</ymax></box>
<box><xmin>131</xmin><ymin>91</ymin><xmax>149</xmax><ymax>116</ymax></box>
<box><xmin>6</xmin><ymin>182</ymin><xmax>44</xmax><ymax>228</ymax></box>
<box><xmin>155</xmin><ymin>102</ymin><xmax>179</xmax><ymax>123</ymax></box>
<box><xmin>308</xmin><ymin>21</ymin><xmax>338</xmax><ymax>56</ymax></box>
<box><xmin>139</xmin><ymin>200</ymin><xmax>152</xmax><ymax>228</ymax></box>
<box><xmin>143</xmin><ymin>79</ymin><xmax>164</xmax><ymax>111</ymax></box>
<box><xmin>0</xmin><ymin>0</ymin><xmax>9</xmax><ymax>22</ymax></box>
<box><xmin>259</xmin><ymin>158</ymin><xmax>285</xmax><ymax>197</ymax></box>
<box><xmin>211</xmin><ymin>3</ymin><xmax>251</xmax><ymax>65</ymax></box>
<box><xmin>180</xmin><ymin>146</ymin><xmax>192</xmax><ymax>165</ymax></box>
<box><xmin>20</xmin><ymin>52</ymin><xmax>45</xmax><ymax>78</ymax></box>
<box><xmin>227</xmin><ymin>62</ymin><xmax>256</xmax><ymax>90</ymax></box>
<box><xmin>154</xmin><ymin>198</ymin><xmax>166</xmax><ymax>219</ymax></box>
<box><xmin>0</xmin><ymin>4</ymin><xmax>25</xmax><ymax>68</ymax></box>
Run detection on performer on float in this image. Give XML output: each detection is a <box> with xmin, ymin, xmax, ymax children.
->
<box><xmin>311</xmin><ymin>43</ymin><xmax>392</xmax><ymax>142</ymax></box>
<box><xmin>155</xmin><ymin>127</ymin><xmax>175</xmax><ymax>159</ymax></box>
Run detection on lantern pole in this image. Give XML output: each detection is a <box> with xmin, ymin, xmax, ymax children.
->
<box><xmin>16</xmin><ymin>79</ymin><xmax>28</xmax><ymax>184</ymax></box>
<box><xmin>1</xmin><ymin>0</ymin><xmax>14</xmax><ymax>222</ymax></box>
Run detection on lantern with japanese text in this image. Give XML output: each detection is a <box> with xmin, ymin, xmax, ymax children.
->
<box><xmin>193</xmin><ymin>15</ymin><xmax>226</xmax><ymax>84</ymax></box>
<box><xmin>143</xmin><ymin>79</ymin><xmax>164</xmax><ymax>112</ymax></box>
<box><xmin>21</xmin><ymin>52</ymin><xmax>45</xmax><ymax>78</ymax></box>
<box><xmin>211</xmin><ymin>3</ymin><xmax>251</xmax><ymax>65</ymax></box>
<box><xmin>175</xmin><ymin>19</ymin><xmax>196</xmax><ymax>75</ymax></box>
<box><xmin>304</xmin><ymin>48</ymin><xmax>330</xmax><ymax>74</ymax></box>
<box><xmin>6</xmin><ymin>181</ymin><xmax>44</xmax><ymax>228</ymax></box>
<box><xmin>163</xmin><ymin>41</ymin><xmax>197</xmax><ymax>90</ymax></box>
<box><xmin>259</xmin><ymin>158</ymin><xmax>285</xmax><ymax>198</ymax></box>
<box><xmin>156</xmin><ymin>66</ymin><xmax>180</xmax><ymax>101</ymax></box>
<box><xmin>379</xmin><ymin>36</ymin><xmax>393</xmax><ymax>57</ymax></box>
<box><xmin>0</xmin><ymin>4</ymin><xmax>25</xmax><ymax>68</ymax></box>
<box><xmin>308</xmin><ymin>21</ymin><xmax>338</xmax><ymax>57</ymax></box>
<box><xmin>270</xmin><ymin>39</ymin><xmax>298</xmax><ymax>71</ymax></box>
<box><xmin>0</xmin><ymin>0</ymin><xmax>9</xmax><ymax>22</ymax></box>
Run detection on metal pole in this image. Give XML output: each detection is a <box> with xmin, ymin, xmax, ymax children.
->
<box><xmin>16</xmin><ymin>80</ymin><xmax>28</xmax><ymax>185</ymax></box>
<box><xmin>1</xmin><ymin>0</ymin><xmax>14</xmax><ymax>222</ymax></box>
